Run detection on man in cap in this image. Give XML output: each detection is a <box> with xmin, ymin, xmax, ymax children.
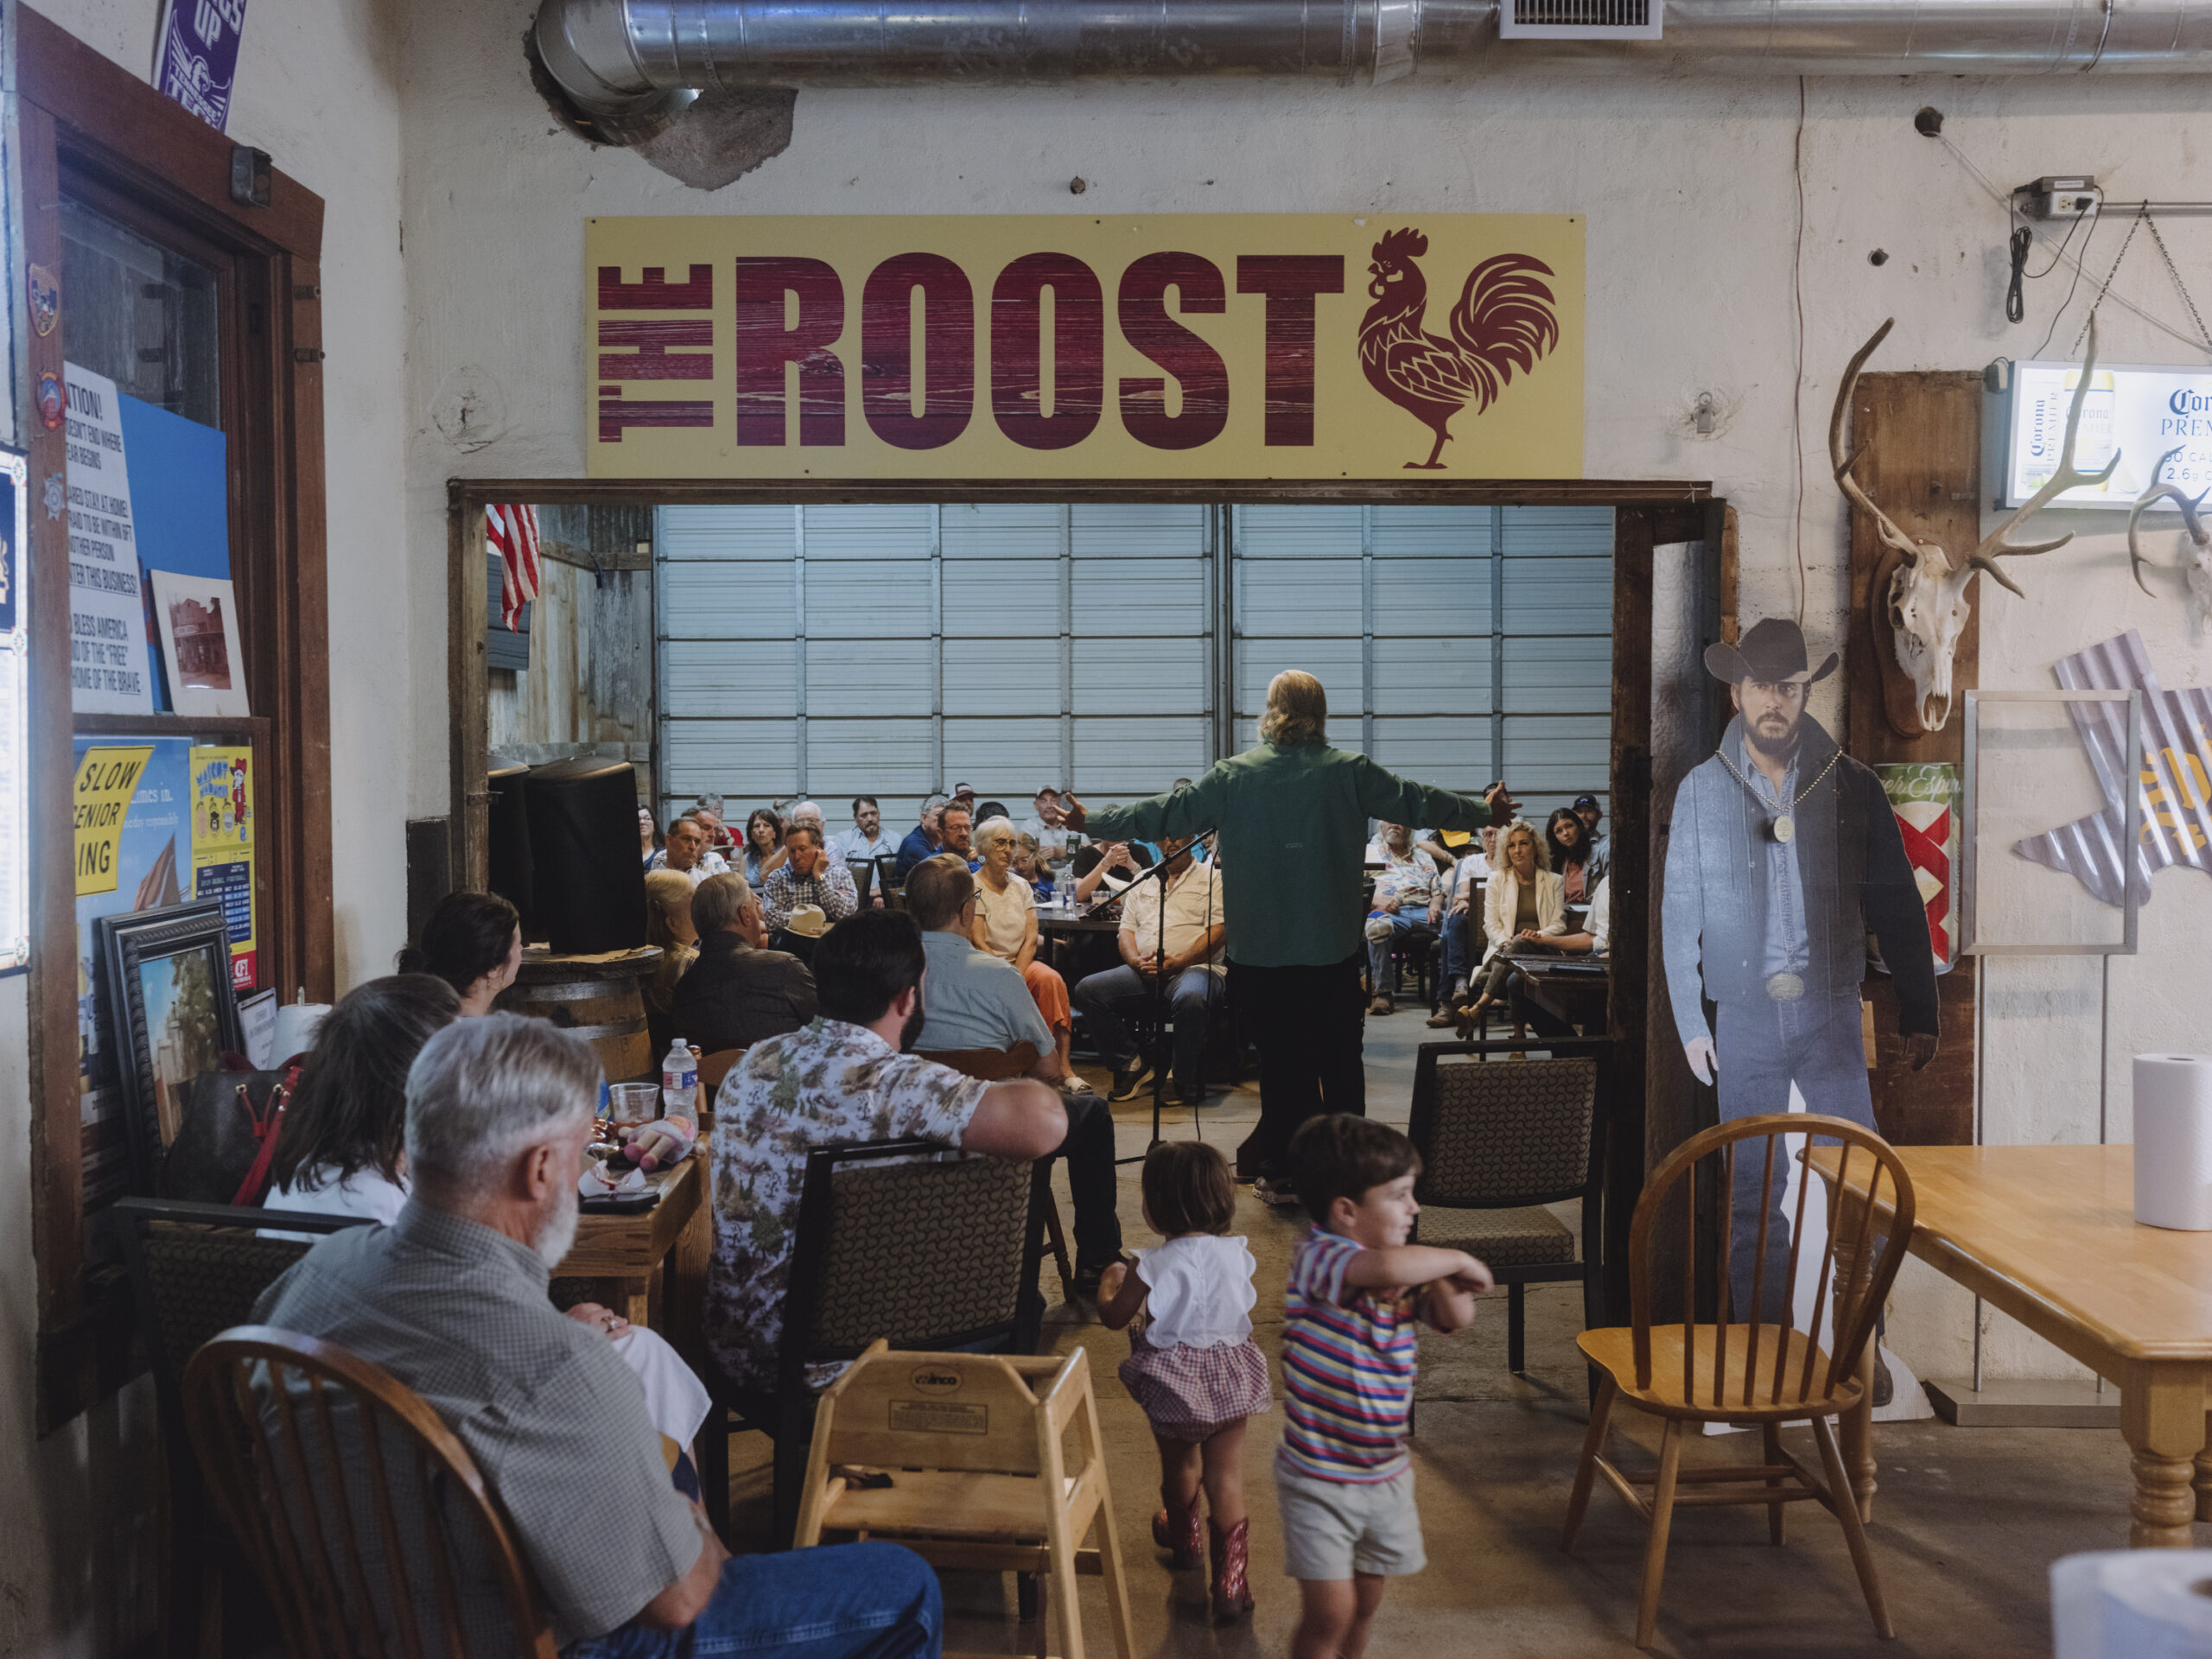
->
<box><xmin>1662</xmin><ymin>618</ymin><xmax>1936</xmax><ymax>1323</ymax></box>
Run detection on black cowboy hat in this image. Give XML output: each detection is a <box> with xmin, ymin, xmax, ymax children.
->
<box><xmin>1703</xmin><ymin>617</ymin><xmax>1839</xmax><ymax>686</ymax></box>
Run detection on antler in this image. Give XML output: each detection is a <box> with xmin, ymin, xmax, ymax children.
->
<box><xmin>1967</xmin><ymin>317</ymin><xmax>2120</xmax><ymax>597</ymax></box>
<box><xmin>1828</xmin><ymin>318</ymin><xmax>1933</xmax><ymax>567</ymax></box>
<box><xmin>2126</xmin><ymin>443</ymin><xmax>2212</xmax><ymax>597</ymax></box>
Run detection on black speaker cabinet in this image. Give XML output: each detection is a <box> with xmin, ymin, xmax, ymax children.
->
<box><xmin>524</xmin><ymin>758</ymin><xmax>647</xmax><ymax>956</ymax></box>
<box><xmin>486</xmin><ymin>763</ymin><xmax>534</xmax><ymax>936</ymax></box>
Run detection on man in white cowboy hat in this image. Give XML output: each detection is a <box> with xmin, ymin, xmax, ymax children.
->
<box><xmin>1661</xmin><ymin>618</ymin><xmax>1937</xmax><ymax>1325</ymax></box>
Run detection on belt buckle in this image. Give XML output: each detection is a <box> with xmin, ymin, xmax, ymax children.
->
<box><xmin>1765</xmin><ymin>972</ymin><xmax>1805</xmax><ymax>1002</ymax></box>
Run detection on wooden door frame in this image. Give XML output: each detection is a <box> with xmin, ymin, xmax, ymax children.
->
<box><xmin>451</xmin><ymin>474</ymin><xmax>1716</xmax><ymax>1320</ymax></box>
<box><xmin>19</xmin><ymin>5</ymin><xmax>334</xmax><ymax>1427</ymax></box>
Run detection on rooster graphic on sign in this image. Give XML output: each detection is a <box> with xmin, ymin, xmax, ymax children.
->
<box><xmin>1358</xmin><ymin>229</ymin><xmax>1560</xmax><ymax>469</ymax></box>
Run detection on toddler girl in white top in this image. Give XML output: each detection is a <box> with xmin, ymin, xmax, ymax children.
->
<box><xmin>1097</xmin><ymin>1141</ymin><xmax>1270</xmax><ymax>1624</ymax></box>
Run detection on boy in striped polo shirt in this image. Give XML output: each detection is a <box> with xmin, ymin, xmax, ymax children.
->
<box><xmin>1276</xmin><ymin>1115</ymin><xmax>1492</xmax><ymax>1659</ymax></box>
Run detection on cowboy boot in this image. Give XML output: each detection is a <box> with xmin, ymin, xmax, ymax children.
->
<box><xmin>1208</xmin><ymin>1517</ymin><xmax>1254</xmax><ymax>1622</ymax></box>
<box><xmin>1152</xmin><ymin>1487</ymin><xmax>1203</xmax><ymax>1569</ymax></box>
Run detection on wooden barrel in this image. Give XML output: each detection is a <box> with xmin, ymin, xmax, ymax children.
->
<box><xmin>496</xmin><ymin>946</ymin><xmax>663</xmax><ymax>1083</ymax></box>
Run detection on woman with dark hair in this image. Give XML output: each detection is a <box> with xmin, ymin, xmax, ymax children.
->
<box><xmin>1544</xmin><ymin>806</ymin><xmax>1603</xmax><ymax>907</ymax></box>
<box><xmin>638</xmin><ymin>805</ymin><xmax>662</xmax><ymax>868</ymax></box>
<box><xmin>741</xmin><ymin>806</ymin><xmax>787</xmax><ymax>888</ymax></box>
<box><xmin>397</xmin><ymin>890</ymin><xmax>522</xmax><ymax>1016</ymax></box>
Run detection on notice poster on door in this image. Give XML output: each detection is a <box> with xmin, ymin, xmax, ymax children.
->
<box><xmin>188</xmin><ymin>744</ymin><xmax>256</xmax><ymax>989</ymax></box>
<box><xmin>63</xmin><ymin>364</ymin><xmax>155</xmax><ymax>714</ymax></box>
<box><xmin>584</xmin><ymin>214</ymin><xmax>1586</xmax><ymax>482</ymax></box>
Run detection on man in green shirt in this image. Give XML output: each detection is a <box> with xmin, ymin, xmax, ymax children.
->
<box><xmin>1063</xmin><ymin>671</ymin><xmax>1510</xmax><ymax>1192</ymax></box>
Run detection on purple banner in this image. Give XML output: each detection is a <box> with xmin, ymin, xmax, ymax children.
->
<box><xmin>155</xmin><ymin>0</ymin><xmax>247</xmax><ymax>134</ymax></box>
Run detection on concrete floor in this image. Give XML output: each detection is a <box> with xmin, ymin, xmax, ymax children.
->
<box><xmin>722</xmin><ymin>1007</ymin><xmax>2141</xmax><ymax>1657</ymax></box>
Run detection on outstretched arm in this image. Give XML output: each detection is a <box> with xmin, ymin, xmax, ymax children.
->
<box><xmin>1341</xmin><ymin>1244</ymin><xmax>1491</xmax><ymax>1294</ymax></box>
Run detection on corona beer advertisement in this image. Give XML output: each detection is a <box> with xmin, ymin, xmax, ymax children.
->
<box><xmin>584</xmin><ymin>214</ymin><xmax>1584</xmax><ymax>481</ymax></box>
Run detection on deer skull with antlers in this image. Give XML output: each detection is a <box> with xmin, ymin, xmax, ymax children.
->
<box><xmin>1831</xmin><ymin>316</ymin><xmax>2117</xmax><ymax>732</ymax></box>
<box><xmin>2126</xmin><ymin>443</ymin><xmax>2212</xmax><ymax>638</ymax></box>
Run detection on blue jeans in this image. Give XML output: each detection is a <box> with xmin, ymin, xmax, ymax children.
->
<box><xmin>1072</xmin><ymin>963</ymin><xmax>1223</xmax><ymax>1090</ymax></box>
<box><xmin>1362</xmin><ymin>912</ymin><xmax>1433</xmax><ymax>995</ymax></box>
<box><xmin>1440</xmin><ymin>909</ymin><xmax>1479</xmax><ymax>984</ymax></box>
<box><xmin>569</xmin><ymin>1541</ymin><xmax>941</xmax><ymax>1659</ymax></box>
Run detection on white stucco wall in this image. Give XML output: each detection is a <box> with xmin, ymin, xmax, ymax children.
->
<box><xmin>1</xmin><ymin>1</ymin><xmax>404</xmax><ymax>1650</ymax></box>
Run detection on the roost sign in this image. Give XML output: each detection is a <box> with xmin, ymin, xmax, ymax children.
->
<box><xmin>584</xmin><ymin>215</ymin><xmax>1583</xmax><ymax>480</ymax></box>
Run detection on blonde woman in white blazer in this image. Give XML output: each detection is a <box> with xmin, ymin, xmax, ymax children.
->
<box><xmin>1458</xmin><ymin>820</ymin><xmax>1566</xmax><ymax>1033</ymax></box>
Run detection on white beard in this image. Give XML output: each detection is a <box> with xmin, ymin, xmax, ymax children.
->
<box><xmin>532</xmin><ymin>1185</ymin><xmax>581</xmax><ymax>1271</ymax></box>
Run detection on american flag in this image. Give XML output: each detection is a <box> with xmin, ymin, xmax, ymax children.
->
<box><xmin>486</xmin><ymin>504</ymin><xmax>541</xmax><ymax>632</ymax></box>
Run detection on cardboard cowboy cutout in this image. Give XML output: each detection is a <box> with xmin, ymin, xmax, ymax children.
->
<box><xmin>1661</xmin><ymin>619</ymin><xmax>1939</xmax><ymax>1316</ymax></box>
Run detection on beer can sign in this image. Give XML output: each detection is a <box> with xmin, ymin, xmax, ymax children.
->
<box><xmin>1878</xmin><ymin>762</ymin><xmax>1959</xmax><ymax>974</ymax></box>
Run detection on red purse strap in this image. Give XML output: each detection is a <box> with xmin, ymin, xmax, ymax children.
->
<box><xmin>230</xmin><ymin>1065</ymin><xmax>303</xmax><ymax>1208</ymax></box>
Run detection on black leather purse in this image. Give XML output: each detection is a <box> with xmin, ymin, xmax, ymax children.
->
<box><xmin>163</xmin><ymin>1064</ymin><xmax>302</xmax><ymax>1206</ymax></box>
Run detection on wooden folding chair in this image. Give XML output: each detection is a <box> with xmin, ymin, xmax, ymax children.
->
<box><xmin>793</xmin><ymin>1339</ymin><xmax>1135</xmax><ymax>1659</ymax></box>
<box><xmin>1560</xmin><ymin>1113</ymin><xmax>1915</xmax><ymax>1649</ymax></box>
<box><xmin>918</xmin><ymin>1042</ymin><xmax>1074</xmax><ymax>1300</ymax></box>
<box><xmin>183</xmin><ymin>1325</ymin><xmax>556</xmax><ymax>1658</ymax></box>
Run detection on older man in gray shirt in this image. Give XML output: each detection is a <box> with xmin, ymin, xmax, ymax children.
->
<box><xmin>256</xmin><ymin>1014</ymin><xmax>939</xmax><ymax>1658</ymax></box>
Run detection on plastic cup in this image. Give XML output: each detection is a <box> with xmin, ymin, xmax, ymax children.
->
<box><xmin>607</xmin><ymin>1082</ymin><xmax>659</xmax><ymax>1131</ymax></box>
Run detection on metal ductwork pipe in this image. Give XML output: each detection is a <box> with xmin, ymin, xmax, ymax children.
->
<box><xmin>535</xmin><ymin>0</ymin><xmax>2212</xmax><ymax>143</ymax></box>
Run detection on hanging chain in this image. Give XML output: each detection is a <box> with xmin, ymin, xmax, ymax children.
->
<box><xmin>2073</xmin><ymin>203</ymin><xmax>2146</xmax><ymax>353</ymax></box>
<box><xmin>2145</xmin><ymin>211</ymin><xmax>2212</xmax><ymax>359</ymax></box>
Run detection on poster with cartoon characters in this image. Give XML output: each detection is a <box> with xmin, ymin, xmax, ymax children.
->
<box><xmin>188</xmin><ymin>745</ymin><xmax>255</xmax><ymax>990</ymax></box>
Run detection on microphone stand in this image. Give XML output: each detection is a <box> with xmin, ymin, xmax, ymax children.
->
<box><xmin>1099</xmin><ymin>835</ymin><xmax>1216</xmax><ymax>1165</ymax></box>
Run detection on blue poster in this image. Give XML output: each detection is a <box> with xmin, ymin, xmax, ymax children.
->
<box><xmin>118</xmin><ymin>391</ymin><xmax>229</xmax><ymax>712</ymax></box>
<box><xmin>155</xmin><ymin>0</ymin><xmax>248</xmax><ymax>134</ymax></box>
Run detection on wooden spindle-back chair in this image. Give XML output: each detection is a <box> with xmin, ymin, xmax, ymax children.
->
<box><xmin>183</xmin><ymin>1326</ymin><xmax>556</xmax><ymax>1659</ymax></box>
<box><xmin>1560</xmin><ymin>1112</ymin><xmax>1915</xmax><ymax>1649</ymax></box>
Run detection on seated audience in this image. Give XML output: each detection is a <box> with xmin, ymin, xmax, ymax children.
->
<box><xmin>1071</xmin><ymin>833</ymin><xmax>1225</xmax><ymax>1106</ymax></box>
<box><xmin>829</xmin><ymin>794</ymin><xmax>897</xmax><ymax>868</ymax></box>
<box><xmin>788</xmin><ymin>800</ymin><xmax>828</xmax><ymax>841</ymax></box>
<box><xmin>258</xmin><ymin>1015</ymin><xmax>936</xmax><ymax>1657</ymax></box>
<box><xmin>707</xmin><ymin>910</ymin><xmax>1069</xmax><ymax>1391</ymax></box>
<box><xmin>905</xmin><ymin>855</ymin><xmax>1124</xmax><ymax>1290</ymax></box>
<box><xmin>1546</xmin><ymin>805</ymin><xmax>1605</xmax><ymax>906</ymax></box>
<box><xmin>652</xmin><ymin>816</ymin><xmax>729</xmax><ymax>887</ymax></box>
<box><xmin>950</xmin><ymin>782</ymin><xmax>977</xmax><ymax>810</ymax></box>
<box><xmin>693</xmin><ymin>792</ymin><xmax>736</xmax><ymax>856</ymax></box>
<box><xmin>938</xmin><ymin>800</ymin><xmax>975</xmax><ymax>866</ymax></box>
<box><xmin>1362</xmin><ymin>823</ymin><xmax>1446</xmax><ymax>1016</ymax></box>
<box><xmin>1020</xmin><ymin>787</ymin><xmax>1078</xmax><ymax>871</ymax></box>
<box><xmin>670</xmin><ymin>873</ymin><xmax>817</xmax><ymax>1055</ymax></box>
<box><xmin>739</xmin><ymin>807</ymin><xmax>786</xmax><ymax>887</ymax></box>
<box><xmin>759</xmin><ymin>823</ymin><xmax>858</xmax><ymax>947</ymax></box>
<box><xmin>1573</xmin><ymin>792</ymin><xmax>1609</xmax><ymax>870</ymax></box>
<box><xmin>1013</xmin><ymin>832</ymin><xmax>1055</xmax><ymax>901</ymax></box>
<box><xmin>1430</xmin><ymin>824</ymin><xmax>1499</xmax><ymax>1027</ymax></box>
<box><xmin>892</xmin><ymin>793</ymin><xmax>950</xmax><ymax>881</ymax></box>
<box><xmin>1457</xmin><ymin>818</ymin><xmax>1567</xmax><ymax>1033</ymax></box>
<box><xmin>639</xmin><ymin>806</ymin><xmax>662</xmax><ymax>868</ymax></box>
<box><xmin>1507</xmin><ymin>874</ymin><xmax>1611</xmax><ymax>1039</ymax></box>
<box><xmin>1071</xmin><ymin>837</ymin><xmax>1153</xmax><ymax>905</ymax></box>
<box><xmin>643</xmin><ymin>870</ymin><xmax>701</xmax><ymax>1052</ymax></box>
<box><xmin>969</xmin><ymin>818</ymin><xmax>1079</xmax><ymax>1087</ymax></box>
<box><xmin>398</xmin><ymin>890</ymin><xmax>522</xmax><ymax>1017</ymax></box>
<box><xmin>976</xmin><ymin>799</ymin><xmax>1012</xmax><ymax>826</ymax></box>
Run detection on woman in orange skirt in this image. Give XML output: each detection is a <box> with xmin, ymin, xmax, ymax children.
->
<box><xmin>970</xmin><ymin>816</ymin><xmax>1086</xmax><ymax>1095</ymax></box>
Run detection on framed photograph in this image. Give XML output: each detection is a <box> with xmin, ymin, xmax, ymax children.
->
<box><xmin>95</xmin><ymin>899</ymin><xmax>241</xmax><ymax>1192</ymax></box>
<box><xmin>149</xmin><ymin>569</ymin><xmax>249</xmax><ymax>717</ymax></box>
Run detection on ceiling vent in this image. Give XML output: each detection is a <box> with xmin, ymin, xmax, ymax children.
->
<box><xmin>1499</xmin><ymin>0</ymin><xmax>1664</xmax><ymax>41</ymax></box>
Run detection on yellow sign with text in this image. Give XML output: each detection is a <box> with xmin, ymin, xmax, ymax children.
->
<box><xmin>584</xmin><ymin>214</ymin><xmax>1583</xmax><ymax>481</ymax></box>
<box><xmin>73</xmin><ymin>745</ymin><xmax>153</xmax><ymax>897</ymax></box>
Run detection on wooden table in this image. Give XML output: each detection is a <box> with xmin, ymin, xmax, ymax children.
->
<box><xmin>556</xmin><ymin>1147</ymin><xmax>713</xmax><ymax>1372</ymax></box>
<box><xmin>1809</xmin><ymin>1143</ymin><xmax>2212</xmax><ymax>1548</ymax></box>
<box><xmin>1037</xmin><ymin>909</ymin><xmax>1122</xmax><ymax>935</ymax></box>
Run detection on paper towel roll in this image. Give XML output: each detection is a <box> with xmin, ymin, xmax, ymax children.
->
<box><xmin>2138</xmin><ymin>1054</ymin><xmax>2212</xmax><ymax>1231</ymax></box>
<box><xmin>2053</xmin><ymin>1550</ymin><xmax>2212</xmax><ymax>1658</ymax></box>
<box><xmin>270</xmin><ymin>1001</ymin><xmax>331</xmax><ymax>1065</ymax></box>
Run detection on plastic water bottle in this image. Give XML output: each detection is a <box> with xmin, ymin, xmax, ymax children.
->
<box><xmin>660</xmin><ymin>1038</ymin><xmax>698</xmax><ymax>1116</ymax></box>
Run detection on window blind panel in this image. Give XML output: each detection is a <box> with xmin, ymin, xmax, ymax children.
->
<box><xmin>943</xmin><ymin>717</ymin><xmax>1062</xmax><ymax>791</ymax></box>
<box><xmin>1373</xmin><ymin>558</ymin><xmax>1488</xmax><ymax>637</ymax></box>
<box><xmin>1502</xmin><ymin>714</ymin><xmax>1611</xmax><ymax>811</ymax></box>
<box><xmin>659</xmin><ymin>639</ymin><xmax>798</xmax><ymax>718</ymax></box>
<box><xmin>942</xmin><ymin>560</ymin><xmax>1042</xmax><ymax>626</ymax></box>
<box><xmin>944</xmin><ymin>636</ymin><xmax>1058</xmax><ymax>713</ymax></box>
<box><xmin>1370</xmin><ymin>716</ymin><xmax>1491</xmax><ymax>788</ymax></box>
<box><xmin>1073</xmin><ymin>503</ymin><xmax>1207</xmax><ymax>558</ymax></box>
<box><xmin>1368</xmin><ymin>504</ymin><xmax>1488</xmax><ymax>556</ymax></box>
<box><xmin>1371</xmin><ymin>638</ymin><xmax>1492</xmax><ymax>715</ymax></box>
<box><xmin>1501</xmin><ymin>505</ymin><xmax>1616</xmax><ymax>557</ymax></box>
<box><xmin>659</xmin><ymin>561</ymin><xmax>794</xmax><ymax>639</ymax></box>
<box><xmin>1500</xmin><ymin>638</ymin><xmax>1613</xmax><ymax>715</ymax></box>
<box><xmin>1236</xmin><ymin>560</ymin><xmax>1362</xmax><ymax>638</ymax></box>
<box><xmin>1235</xmin><ymin>639</ymin><xmax>1363</xmax><ymax>718</ymax></box>
<box><xmin>800</xmin><ymin>503</ymin><xmax>934</xmax><ymax>560</ymax></box>
<box><xmin>662</xmin><ymin>720</ymin><xmax>798</xmax><ymax>802</ymax></box>
<box><xmin>1503</xmin><ymin>557</ymin><xmax>1613</xmax><ymax>636</ymax></box>
<box><xmin>808</xmin><ymin>719</ymin><xmax>938</xmax><ymax>797</ymax></box>
<box><xmin>1073</xmin><ymin>716</ymin><xmax>1210</xmax><ymax>793</ymax></box>
<box><xmin>942</xmin><ymin>502</ymin><xmax>1062</xmax><ymax>558</ymax></box>
<box><xmin>1072</xmin><ymin>636</ymin><xmax>1206</xmax><ymax>715</ymax></box>
<box><xmin>657</xmin><ymin>505</ymin><xmax>798</xmax><ymax>561</ymax></box>
<box><xmin>805</xmin><ymin>638</ymin><xmax>932</xmax><ymax>715</ymax></box>
<box><xmin>1236</xmin><ymin>503</ymin><xmax>1361</xmax><ymax>557</ymax></box>
<box><xmin>1071</xmin><ymin>556</ymin><xmax>1206</xmax><ymax>633</ymax></box>
<box><xmin>804</xmin><ymin>559</ymin><xmax>934</xmax><ymax>639</ymax></box>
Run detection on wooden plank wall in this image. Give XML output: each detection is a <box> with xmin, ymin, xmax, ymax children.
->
<box><xmin>1843</xmin><ymin>369</ymin><xmax>1981</xmax><ymax>1147</ymax></box>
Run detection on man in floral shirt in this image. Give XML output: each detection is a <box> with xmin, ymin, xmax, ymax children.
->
<box><xmin>1362</xmin><ymin>823</ymin><xmax>1446</xmax><ymax>1016</ymax></box>
<box><xmin>705</xmin><ymin>909</ymin><xmax>1068</xmax><ymax>1393</ymax></box>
